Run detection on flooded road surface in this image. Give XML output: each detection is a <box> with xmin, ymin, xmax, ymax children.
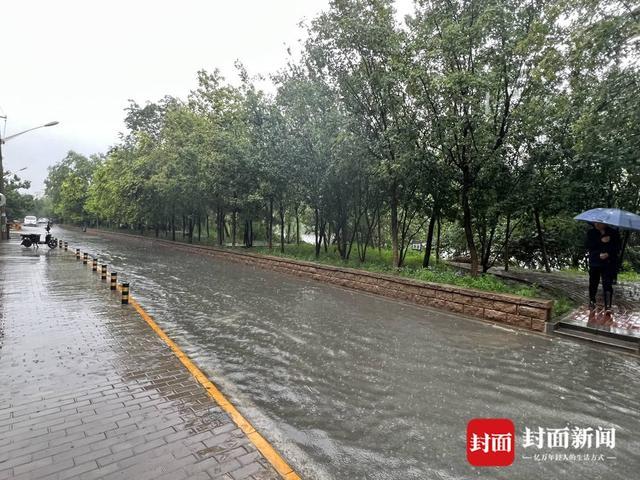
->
<box><xmin>48</xmin><ymin>227</ymin><xmax>640</xmax><ymax>479</ymax></box>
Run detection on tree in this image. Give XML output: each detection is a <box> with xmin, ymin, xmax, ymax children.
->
<box><xmin>273</xmin><ymin>61</ymin><xmax>347</xmax><ymax>257</ymax></box>
<box><xmin>3</xmin><ymin>174</ymin><xmax>34</xmax><ymax>221</ymax></box>
<box><xmin>408</xmin><ymin>0</ymin><xmax>565</xmax><ymax>275</ymax></box>
<box><xmin>46</xmin><ymin>151</ymin><xmax>100</xmax><ymax>223</ymax></box>
<box><xmin>307</xmin><ymin>0</ymin><xmax>420</xmax><ymax>267</ymax></box>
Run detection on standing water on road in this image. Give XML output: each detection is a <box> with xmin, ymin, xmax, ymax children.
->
<box><xmin>52</xmin><ymin>227</ymin><xmax>640</xmax><ymax>479</ymax></box>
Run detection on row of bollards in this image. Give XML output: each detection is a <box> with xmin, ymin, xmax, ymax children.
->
<box><xmin>66</xmin><ymin>241</ymin><xmax>130</xmax><ymax>304</ymax></box>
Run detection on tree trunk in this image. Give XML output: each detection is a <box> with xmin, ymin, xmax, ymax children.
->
<box><xmin>422</xmin><ymin>210</ymin><xmax>437</xmax><ymax>268</ymax></box>
<box><xmin>436</xmin><ymin>216</ymin><xmax>441</xmax><ymax>263</ymax></box>
<box><xmin>324</xmin><ymin>224</ymin><xmax>329</xmax><ymax>253</ymax></box>
<box><xmin>504</xmin><ymin>213</ymin><xmax>511</xmax><ymax>272</ymax></box>
<box><xmin>188</xmin><ymin>216</ymin><xmax>194</xmax><ymax>244</ymax></box>
<box><xmin>571</xmin><ymin>252</ymin><xmax>580</xmax><ymax>269</ymax></box>
<box><xmin>358</xmin><ymin>205</ymin><xmax>378</xmax><ymax>263</ymax></box>
<box><xmin>390</xmin><ymin>183</ymin><xmax>400</xmax><ymax>267</ymax></box>
<box><xmin>619</xmin><ymin>230</ymin><xmax>630</xmax><ymax>271</ymax></box>
<box><xmin>197</xmin><ymin>215</ymin><xmax>201</xmax><ymax>242</ymax></box>
<box><xmin>314</xmin><ymin>207</ymin><xmax>321</xmax><ymax>257</ymax></box>
<box><xmin>217</xmin><ymin>207</ymin><xmax>225</xmax><ymax>246</ymax></box>
<box><xmin>268</xmin><ymin>198</ymin><xmax>273</xmax><ymax>250</ymax></box>
<box><xmin>220</xmin><ymin>209</ymin><xmax>224</xmax><ymax>245</ymax></box>
<box><xmin>279</xmin><ymin>203</ymin><xmax>285</xmax><ymax>253</ymax></box>
<box><xmin>377</xmin><ymin>209</ymin><xmax>382</xmax><ymax>254</ymax></box>
<box><xmin>461</xmin><ymin>167</ymin><xmax>479</xmax><ymax>276</ymax></box>
<box><xmin>171</xmin><ymin>215</ymin><xmax>176</xmax><ymax>241</ymax></box>
<box><xmin>295</xmin><ymin>206</ymin><xmax>300</xmax><ymax>245</ymax></box>
<box><xmin>534</xmin><ymin>207</ymin><xmax>551</xmax><ymax>272</ymax></box>
<box><xmin>216</xmin><ymin>208</ymin><xmax>220</xmax><ymax>245</ymax></box>
<box><xmin>232</xmin><ymin>209</ymin><xmax>237</xmax><ymax>247</ymax></box>
<box><xmin>481</xmin><ymin>222</ymin><xmax>497</xmax><ymax>273</ymax></box>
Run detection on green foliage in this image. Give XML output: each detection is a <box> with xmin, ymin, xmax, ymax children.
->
<box><xmin>619</xmin><ymin>270</ymin><xmax>640</xmax><ymax>283</ymax></box>
<box><xmin>45</xmin><ymin>151</ymin><xmax>100</xmax><ymax>223</ymax></box>
<box><xmin>3</xmin><ymin>174</ymin><xmax>34</xmax><ymax>221</ymax></box>
<box><xmin>41</xmin><ymin>0</ymin><xmax>638</xmax><ymax>309</ymax></box>
<box><xmin>553</xmin><ymin>297</ymin><xmax>576</xmax><ymax>320</ymax></box>
<box><xmin>252</xmin><ymin>242</ymin><xmax>540</xmax><ymax>297</ymax></box>
<box><xmin>33</xmin><ymin>196</ymin><xmax>54</xmax><ymax>218</ymax></box>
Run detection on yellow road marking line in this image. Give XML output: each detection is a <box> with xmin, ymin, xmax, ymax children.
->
<box><xmin>126</xmin><ymin>295</ymin><xmax>301</xmax><ymax>480</ymax></box>
<box><xmin>65</xmin><ymin>243</ymin><xmax>299</xmax><ymax>477</ymax></box>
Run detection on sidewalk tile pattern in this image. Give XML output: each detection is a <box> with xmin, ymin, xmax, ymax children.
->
<box><xmin>0</xmin><ymin>244</ymin><xmax>279</xmax><ymax>480</ymax></box>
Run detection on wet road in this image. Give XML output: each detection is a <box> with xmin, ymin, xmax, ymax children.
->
<box><xmin>28</xmin><ymin>227</ymin><xmax>640</xmax><ymax>478</ymax></box>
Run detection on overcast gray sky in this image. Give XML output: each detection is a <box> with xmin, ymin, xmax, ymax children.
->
<box><xmin>2</xmin><ymin>0</ymin><xmax>354</xmax><ymax>194</ymax></box>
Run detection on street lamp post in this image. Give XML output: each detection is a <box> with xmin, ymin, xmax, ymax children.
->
<box><xmin>0</xmin><ymin>121</ymin><xmax>59</xmax><ymax>240</ymax></box>
<box><xmin>0</xmin><ymin>134</ymin><xmax>6</xmax><ymax>240</ymax></box>
<box><xmin>2</xmin><ymin>167</ymin><xmax>28</xmax><ymax>177</ymax></box>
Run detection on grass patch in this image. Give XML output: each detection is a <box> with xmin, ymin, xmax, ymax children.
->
<box><xmin>618</xmin><ymin>270</ymin><xmax>640</xmax><ymax>282</ymax></box>
<box><xmin>552</xmin><ymin>296</ymin><xmax>576</xmax><ymax>319</ymax></box>
<box><xmin>251</xmin><ymin>243</ymin><xmax>541</xmax><ymax>298</ymax></box>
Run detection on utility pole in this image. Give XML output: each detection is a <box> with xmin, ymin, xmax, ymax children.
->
<box><xmin>0</xmin><ymin>119</ymin><xmax>59</xmax><ymax>240</ymax></box>
<box><xmin>0</xmin><ymin>118</ymin><xmax>7</xmax><ymax>240</ymax></box>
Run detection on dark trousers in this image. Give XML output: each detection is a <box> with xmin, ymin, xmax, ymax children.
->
<box><xmin>589</xmin><ymin>266</ymin><xmax>614</xmax><ymax>307</ymax></box>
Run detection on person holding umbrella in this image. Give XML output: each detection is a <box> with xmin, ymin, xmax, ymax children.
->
<box><xmin>586</xmin><ymin>222</ymin><xmax>620</xmax><ymax>318</ymax></box>
<box><xmin>575</xmin><ymin>208</ymin><xmax>640</xmax><ymax>320</ymax></box>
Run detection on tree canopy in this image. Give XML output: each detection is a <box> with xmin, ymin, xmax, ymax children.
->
<box><xmin>44</xmin><ymin>0</ymin><xmax>640</xmax><ymax>274</ymax></box>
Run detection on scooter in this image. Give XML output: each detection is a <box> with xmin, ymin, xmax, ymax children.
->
<box><xmin>20</xmin><ymin>223</ymin><xmax>57</xmax><ymax>249</ymax></box>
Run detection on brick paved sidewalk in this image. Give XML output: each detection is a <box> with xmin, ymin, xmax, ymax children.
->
<box><xmin>448</xmin><ymin>260</ymin><xmax>640</xmax><ymax>336</ymax></box>
<box><xmin>0</xmin><ymin>240</ymin><xmax>280</xmax><ymax>480</ymax></box>
<box><xmin>485</xmin><ymin>267</ymin><xmax>640</xmax><ymax>335</ymax></box>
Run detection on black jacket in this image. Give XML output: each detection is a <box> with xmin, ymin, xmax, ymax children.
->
<box><xmin>586</xmin><ymin>226</ymin><xmax>621</xmax><ymax>269</ymax></box>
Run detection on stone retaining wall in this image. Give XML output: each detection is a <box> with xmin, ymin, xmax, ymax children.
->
<box><xmin>86</xmin><ymin>229</ymin><xmax>553</xmax><ymax>332</ymax></box>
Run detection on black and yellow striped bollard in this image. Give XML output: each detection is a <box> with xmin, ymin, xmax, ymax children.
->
<box><xmin>101</xmin><ymin>264</ymin><xmax>107</xmax><ymax>281</ymax></box>
<box><xmin>64</xmin><ymin>241</ymin><xmax>68</xmax><ymax>251</ymax></box>
<box><xmin>83</xmin><ymin>252</ymin><xmax>88</xmax><ymax>265</ymax></box>
<box><xmin>110</xmin><ymin>272</ymin><xmax>117</xmax><ymax>290</ymax></box>
<box><xmin>121</xmin><ymin>282</ymin><xmax>129</xmax><ymax>304</ymax></box>
<box><xmin>76</xmin><ymin>248</ymin><xmax>81</xmax><ymax>259</ymax></box>
<box><xmin>92</xmin><ymin>258</ymin><xmax>98</xmax><ymax>272</ymax></box>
